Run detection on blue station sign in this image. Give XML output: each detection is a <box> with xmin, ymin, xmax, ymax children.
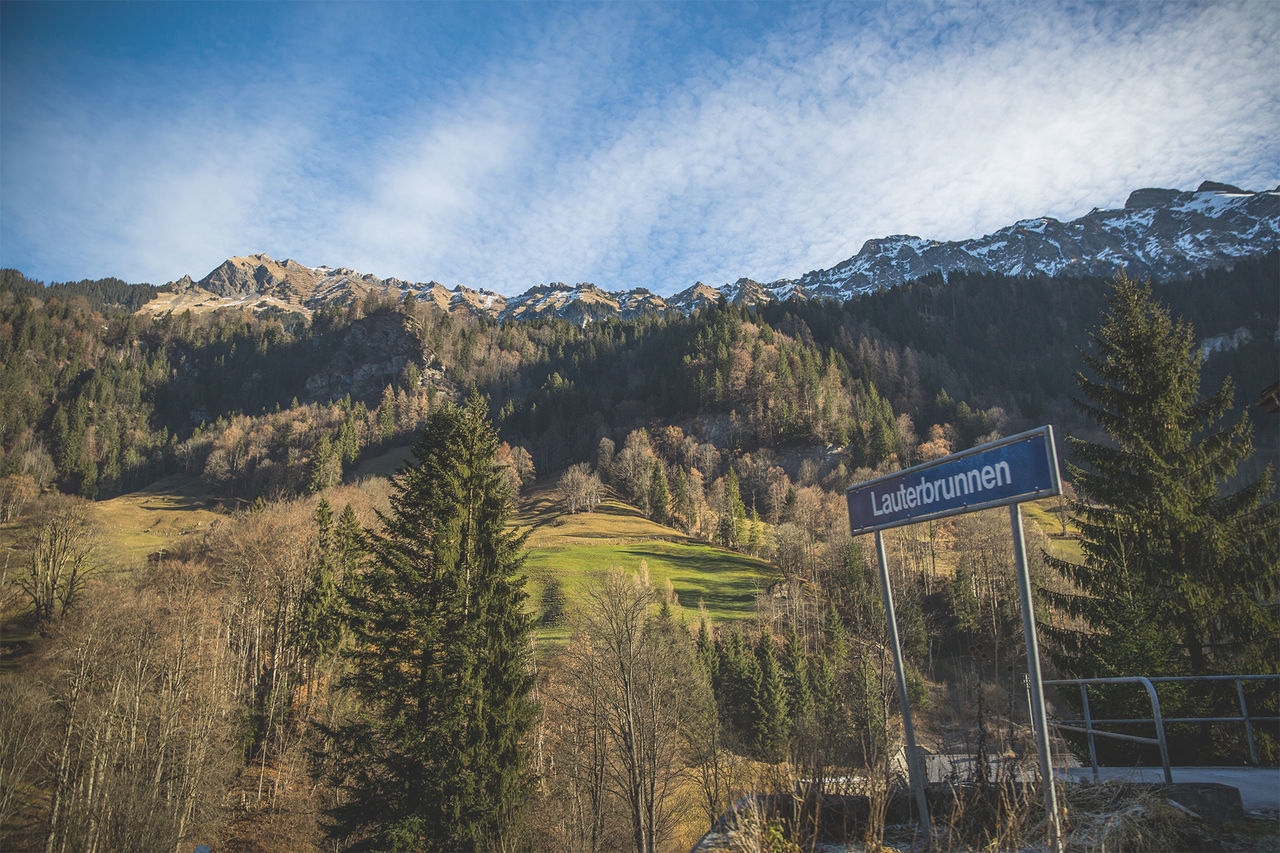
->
<box><xmin>846</xmin><ymin>426</ymin><xmax>1062</xmax><ymax>536</ymax></box>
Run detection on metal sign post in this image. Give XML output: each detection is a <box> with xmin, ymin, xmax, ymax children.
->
<box><xmin>874</xmin><ymin>529</ymin><xmax>931</xmax><ymax>828</ymax></box>
<box><xmin>1011</xmin><ymin>503</ymin><xmax>1062</xmax><ymax>851</ymax></box>
<box><xmin>846</xmin><ymin>426</ymin><xmax>1064</xmax><ymax>853</ymax></box>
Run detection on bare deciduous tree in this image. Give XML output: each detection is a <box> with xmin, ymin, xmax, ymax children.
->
<box><xmin>17</xmin><ymin>495</ymin><xmax>98</xmax><ymax>626</ymax></box>
<box><xmin>541</xmin><ymin>637</ymin><xmax>619</xmax><ymax>852</ymax></box>
<box><xmin>33</xmin><ymin>569</ymin><xmax>236</xmax><ymax>853</ymax></box>
<box><xmin>497</xmin><ymin>442</ymin><xmax>536</xmax><ymax>498</ymax></box>
<box><xmin>207</xmin><ymin>502</ymin><xmax>316</xmax><ymax>812</ymax></box>
<box><xmin>559</xmin><ymin>463</ymin><xmax>602</xmax><ymax>514</ymax></box>
<box><xmin>611</xmin><ymin>430</ymin><xmax>655</xmax><ymax>510</ymax></box>
<box><xmin>0</xmin><ymin>680</ymin><xmax>48</xmax><ymax>846</ymax></box>
<box><xmin>556</xmin><ymin>569</ymin><xmax>713</xmax><ymax>853</ymax></box>
<box><xmin>0</xmin><ymin>474</ymin><xmax>39</xmax><ymax>523</ymax></box>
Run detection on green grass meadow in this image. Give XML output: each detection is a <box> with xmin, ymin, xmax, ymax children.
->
<box><xmin>1020</xmin><ymin>496</ymin><xmax>1084</xmax><ymax>564</ymax></box>
<box><xmin>516</xmin><ymin>486</ymin><xmax>778</xmax><ymax>642</ymax></box>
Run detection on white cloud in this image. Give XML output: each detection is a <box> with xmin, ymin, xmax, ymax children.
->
<box><xmin>2</xmin><ymin>73</ymin><xmax>332</xmax><ymax>283</ymax></box>
<box><xmin>333</xmin><ymin>0</ymin><xmax>1279</xmax><ymax>294</ymax></box>
<box><xmin>490</xmin><ymin>0</ymin><xmax>1280</xmax><ymax>293</ymax></box>
<box><xmin>2</xmin><ymin>1</ymin><xmax>1277</xmax><ymax>293</ymax></box>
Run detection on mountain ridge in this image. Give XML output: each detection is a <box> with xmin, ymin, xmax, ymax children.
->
<box><xmin>139</xmin><ymin>181</ymin><xmax>1279</xmax><ymax>322</ymax></box>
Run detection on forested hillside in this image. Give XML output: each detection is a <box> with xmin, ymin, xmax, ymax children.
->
<box><xmin>0</xmin><ymin>258</ymin><xmax>1276</xmax><ymax>851</ymax></box>
<box><xmin>3</xmin><ymin>254</ymin><xmax>1272</xmax><ymax>508</ymax></box>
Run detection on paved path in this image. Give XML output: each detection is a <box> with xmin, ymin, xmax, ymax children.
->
<box><xmin>1059</xmin><ymin>766</ymin><xmax>1280</xmax><ymax>812</ymax></box>
<box><xmin>922</xmin><ymin>755</ymin><xmax>1280</xmax><ymax>812</ymax></box>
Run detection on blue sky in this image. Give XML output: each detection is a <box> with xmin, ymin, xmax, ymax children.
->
<box><xmin>2</xmin><ymin>1</ymin><xmax>1277</xmax><ymax>295</ymax></box>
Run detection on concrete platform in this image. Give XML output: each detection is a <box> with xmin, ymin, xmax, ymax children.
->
<box><xmin>1060</xmin><ymin>766</ymin><xmax>1280</xmax><ymax>812</ymax></box>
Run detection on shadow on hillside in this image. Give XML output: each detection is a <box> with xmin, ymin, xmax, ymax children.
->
<box><xmin>619</xmin><ymin>546</ymin><xmax>776</xmax><ymax>617</ymax></box>
<box><xmin>138</xmin><ymin>500</ymin><xmax>210</xmax><ymax>513</ymax></box>
<box><xmin>0</xmin><ymin>611</ymin><xmax>40</xmax><ymax>672</ymax></box>
<box><xmin>590</xmin><ymin>502</ymin><xmax>644</xmax><ymax>519</ymax></box>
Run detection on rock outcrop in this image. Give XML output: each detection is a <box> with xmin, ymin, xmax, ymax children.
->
<box><xmin>141</xmin><ymin>181</ymin><xmax>1279</xmax><ymax>323</ymax></box>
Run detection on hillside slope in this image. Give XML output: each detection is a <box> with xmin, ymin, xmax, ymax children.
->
<box><xmin>516</xmin><ymin>483</ymin><xmax>779</xmax><ymax>640</ymax></box>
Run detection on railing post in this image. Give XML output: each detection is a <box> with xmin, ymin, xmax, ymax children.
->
<box><xmin>1079</xmin><ymin>683</ymin><xmax>1098</xmax><ymax>782</ymax></box>
<box><xmin>1023</xmin><ymin>674</ymin><xmax>1033</xmax><ymax>737</ymax></box>
<box><xmin>1137</xmin><ymin>677</ymin><xmax>1173</xmax><ymax>784</ymax></box>
<box><xmin>1235</xmin><ymin>679</ymin><xmax>1258</xmax><ymax>765</ymax></box>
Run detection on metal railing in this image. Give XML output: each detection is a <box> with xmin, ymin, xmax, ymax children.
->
<box><xmin>1042</xmin><ymin>674</ymin><xmax>1280</xmax><ymax>784</ymax></box>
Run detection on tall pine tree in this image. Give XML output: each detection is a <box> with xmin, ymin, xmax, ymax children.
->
<box><xmin>1043</xmin><ymin>274</ymin><xmax>1277</xmax><ymax>679</ymax></box>
<box><xmin>327</xmin><ymin>394</ymin><xmax>535</xmax><ymax>851</ymax></box>
<box><xmin>648</xmin><ymin>459</ymin><xmax>670</xmax><ymax>525</ymax></box>
<box><xmin>782</xmin><ymin>625</ymin><xmax>814</xmax><ymax>735</ymax></box>
<box><xmin>718</xmin><ymin>466</ymin><xmax>746</xmax><ymax>548</ymax></box>
<box><xmin>298</xmin><ymin>497</ymin><xmax>342</xmax><ymax>662</ymax></box>
<box><xmin>751</xmin><ymin>631</ymin><xmax>790</xmax><ymax>762</ymax></box>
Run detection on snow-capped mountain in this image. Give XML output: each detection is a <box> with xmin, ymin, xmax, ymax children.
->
<box><xmin>778</xmin><ymin>180</ymin><xmax>1279</xmax><ymax>299</ymax></box>
<box><xmin>144</xmin><ymin>181</ymin><xmax>1278</xmax><ymax>322</ymax></box>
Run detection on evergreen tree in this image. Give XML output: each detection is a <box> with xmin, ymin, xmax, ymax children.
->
<box><xmin>307</xmin><ymin>433</ymin><xmax>339</xmax><ymax>493</ymax></box>
<box><xmin>338</xmin><ymin>416</ymin><xmax>360</xmax><ymax>464</ymax></box>
<box><xmin>810</xmin><ymin>650</ymin><xmax>839</xmax><ymax>722</ymax></box>
<box><xmin>718</xmin><ymin>467</ymin><xmax>746</xmax><ymax>548</ymax></box>
<box><xmin>836</xmin><ymin>541</ymin><xmax>881</xmax><ymax>639</ymax></box>
<box><xmin>648</xmin><ymin>459</ymin><xmax>670</xmax><ymax>525</ymax></box>
<box><xmin>670</xmin><ymin>464</ymin><xmax>694</xmax><ymax>531</ymax></box>
<box><xmin>1044</xmin><ymin>275</ymin><xmax>1277</xmax><ymax>678</ymax></box>
<box><xmin>745</xmin><ymin>506</ymin><xmax>763</xmax><ymax>555</ymax></box>
<box><xmin>298</xmin><ymin>497</ymin><xmax>342</xmax><ymax>661</ymax></box>
<box><xmin>950</xmin><ymin>563</ymin><xmax>982</xmax><ymax>643</ymax></box>
<box><xmin>335</xmin><ymin>502</ymin><xmax>362</xmax><ymax>588</ymax></box>
<box><xmin>328</xmin><ymin>394</ymin><xmax>535</xmax><ymax>851</ymax></box>
<box><xmin>696</xmin><ymin>614</ymin><xmax>718</xmax><ymax>678</ymax></box>
<box><xmin>782</xmin><ymin>626</ymin><xmax>813</xmax><ymax>734</ymax></box>
<box><xmin>715</xmin><ymin>626</ymin><xmax>759</xmax><ymax>741</ymax></box>
<box><xmin>377</xmin><ymin>385</ymin><xmax>396</xmax><ymax>441</ymax></box>
<box><xmin>750</xmin><ymin>632</ymin><xmax>790</xmax><ymax>762</ymax></box>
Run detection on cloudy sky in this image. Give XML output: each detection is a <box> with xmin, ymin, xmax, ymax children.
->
<box><xmin>2</xmin><ymin>1</ymin><xmax>1277</xmax><ymax>295</ymax></box>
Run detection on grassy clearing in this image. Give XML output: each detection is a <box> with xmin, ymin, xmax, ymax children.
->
<box><xmin>0</xmin><ymin>475</ymin><xmax>224</xmax><ymax>594</ymax></box>
<box><xmin>0</xmin><ymin>476</ymin><xmax>222</xmax><ymax>665</ymax></box>
<box><xmin>517</xmin><ymin>485</ymin><xmax>778</xmax><ymax>633</ymax></box>
<box><xmin>89</xmin><ymin>476</ymin><xmax>224</xmax><ymax>574</ymax></box>
<box><xmin>3</xmin><ymin>469</ymin><xmax>772</xmax><ymax>637</ymax></box>
<box><xmin>1021</xmin><ymin>495</ymin><xmax>1084</xmax><ymax>564</ymax></box>
<box><xmin>352</xmin><ymin>444</ymin><xmax>415</xmax><ymax>480</ymax></box>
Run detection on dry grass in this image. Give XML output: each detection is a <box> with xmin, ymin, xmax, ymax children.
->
<box><xmin>88</xmin><ymin>475</ymin><xmax>224</xmax><ymax>572</ymax></box>
<box><xmin>699</xmin><ymin>776</ymin><xmax>1268</xmax><ymax>852</ymax></box>
<box><xmin>1057</xmin><ymin>781</ymin><xmax>1200</xmax><ymax>852</ymax></box>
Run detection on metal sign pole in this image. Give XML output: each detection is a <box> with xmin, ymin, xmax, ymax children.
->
<box><xmin>874</xmin><ymin>530</ymin><xmax>930</xmax><ymax>831</ymax></box>
<box><xmin>1009</xmin><ymin>504</ymin><xmax>1062</xmax><ymax>853</ymax></box>
<box><xmin>847</xmin><ymin>426</ymin><xmax>1064</xmax><ymax>847</ymax></box>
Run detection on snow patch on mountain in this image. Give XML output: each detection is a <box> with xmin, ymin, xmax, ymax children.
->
<box><xmin>1200</xmin><ymin>327</ymin><xmax>1253</xmax><ymax>359</ymax></box>
<box><xmin>147</xmin><ymin>182</ymin><xmax>1278</xmax><ymax>323</ymax></box>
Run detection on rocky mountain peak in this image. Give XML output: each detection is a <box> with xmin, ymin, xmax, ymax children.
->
<box><xmin>142</xmin><ymin>180</ymin><xmax>1278</xmax><ymax>324</ymax></box>
<box><xmin>1124</xmin><ymin>187</ymin><xmax>1181</xmax><ymax>209</ymax></box>
<box><xmin>1196</xmin><ymin>180</ymin><xmax>1248</xmax><ymax>194</ymax></box>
